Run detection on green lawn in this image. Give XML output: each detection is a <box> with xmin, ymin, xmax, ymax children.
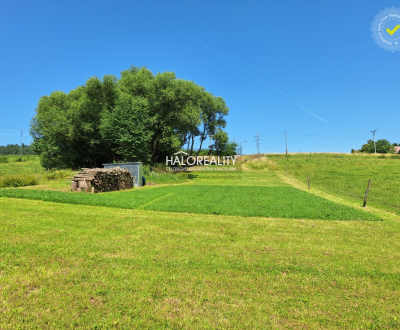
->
<box><xmin>0</xmin><ymin>183</ymin><xmax>380</xmax><ymax>220</ymax></box>
<box><xmin>0</xmin><ymin>155</ymin><xmax>43</xmax><ymax>176</ymax></box>
<box><xmin>0</xmin><ymin>198</ymin><xmax>399</xmax><ymax>329</ymax></box>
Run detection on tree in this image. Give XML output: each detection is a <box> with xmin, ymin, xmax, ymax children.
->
<box><xmin>30</xmin><ymin>75</ymin><xmax>119</xmax><ymax>169</ymax></box>
<box><xmin>30</xmin><ymin>66</ymin><xmax>230</xmax><ymax>168</ymax></box>
<box><xmin>0</xmin><ymin>144</ymin><xmax>36</xmax><ymax>155</ymax></box>
<box><xmin>100</xmin><ymin>94</ymin><xmax>153</xmax><ymax>163</ymax></box>
<box><xmin>195</xmin><ymin>92</ymin><xmax>228</xmax><ymax>156</ymax></box>
<box><xmin>211</xmin><ymin>129</ymin><xmax>238</xmax><ymax>156</ymax></box>
<box><xmin>360</xmin><ymin>139</ymin><xmax>392</xmax><ymax>154</ymax></box>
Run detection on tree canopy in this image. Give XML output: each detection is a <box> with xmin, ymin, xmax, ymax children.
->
<box><xmin>359</xmin><ymin>139</ymin><xmax>394</xmax><ymax>154</ymax></box>
<box><xmin>30</xmin><ymin>66</ymin><xmax>230</xmax><ymax>169</ymax></box>
<box><xmin>0</xmin><ymin>144</ymin><xmax>35</xmax><ymax>156</ymax></box>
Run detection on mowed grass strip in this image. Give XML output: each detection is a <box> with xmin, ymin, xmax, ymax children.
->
<box><xmin>0</xmin><ymin>198</ymin><xmax>399</xmax><ymax>329</ymax></box>
<box><xmin>0</xmin><ymin>185</ymin><xmax>380</xmax><ymax>220</ymax></box>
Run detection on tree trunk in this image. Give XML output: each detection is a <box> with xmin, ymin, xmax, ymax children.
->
<box><xmin>151</xmin><ymin>139</ymin><xmax>157</xmax><ymax>163</ymax></box>
<box><xmin>196</xmin><ymin>128</ymin><xmax>207</xmax><ymax>157</ymax></box>
<box><xmin>186</xmin><ymin>134</ymin><xmax>191</xmax><ymax>154</ymax></box>
<box><xmin>190</xmin><ymin>134</ymin><xmax>195</xmax><ymax>156</ymax></box>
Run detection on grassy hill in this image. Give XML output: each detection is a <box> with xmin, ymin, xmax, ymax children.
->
<box><xmin>267</xmin><ymin>153</ymin><xmax>400</xmax><ymax>215</ymax></box>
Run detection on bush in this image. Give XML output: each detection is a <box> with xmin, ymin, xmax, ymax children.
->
<box><xmin>0</xmin><ymin>174</ymin><xmax>39</xmax><ymax>188</ymax></box>
<box><xmin>46</xmin><ymin>169</ymin><xmax>73</xmax><ymax>180</ymax></box>
<box><xmin>14</xmin><ymin>156</ymin><xmax>27</xmax><ymax>162</ymax></box>
<box><xmin>0</xmin><ymin>156</ymin><xmax>9</xmax><ymax>163</ymax></box>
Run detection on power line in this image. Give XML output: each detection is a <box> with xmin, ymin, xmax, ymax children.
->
<box><xmin>254</xmin><ymin>132</ymin><xmax>261</xmax><ymax>156</ymax></box>
<box><xmin>371</xmin><ymin>130</ymin><xmax>377</xmax><ymax>154</ymax></box>
<box><xmin>285</xmin><ymin>131</ymin><xmax>288</xmax><ymax>156</ymax></box>
<box><xmin>287</xmin><ymin>131</ymin><xmax>365</xmax><ymax>140</ymax></box>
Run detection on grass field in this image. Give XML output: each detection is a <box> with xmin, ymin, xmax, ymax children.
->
<box><xmin>0</xmin><ymin>179</ymin><xmax>380</xmax><ymax>220</ymax></box>
<box><xmin>1</xmin><ymin>154</ymin><xmax>400</xmax><ymax>328</ymax></box>
<box><xmin>0</xmin><ymin>155</ymin><xmax>43</xmax><ymax>176</ymax></box>
<box><xmin>268</xmin><ymin>153</ymin><xmax>400</xmax><ymax>215</ymax></box>
<box><xmin>1</xmin><ymin>198</ymin><xmax>399</xmax><ymax>329</ymax></box>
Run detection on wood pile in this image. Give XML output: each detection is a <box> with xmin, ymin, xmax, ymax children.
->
<box><xmin>71</xmin><ymin>167</ymin><xmax>134</xmax><ymax>193</ymax></box>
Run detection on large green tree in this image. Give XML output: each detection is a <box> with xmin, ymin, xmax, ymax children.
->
<box><xmin>30</xmin><ymin>66</ymin><xmax>230</xmax><ymax>168</ymax></box>
<box><xmin>30</xmin><ymin>75</ymin><xmax>118</xmax><ymax>169</ymax></box>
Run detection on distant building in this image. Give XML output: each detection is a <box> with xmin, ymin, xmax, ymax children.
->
<box><xmin>394</xmin><ymin>146</ymin><xmax>400</xmax><ymax>154</ymax></box>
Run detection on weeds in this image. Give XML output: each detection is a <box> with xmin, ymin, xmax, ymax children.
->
<box><xmin>244</xmin><ymin>155</ymin><xmax>278</xmax><ymax>171</ymax></box>
<box><xmin>46</xmin><ymin>169</ymin><xmax>74</xmax><ymax>180</ymax></box>
<box><xmin>0</xmin><ymin>174</ymin><xmax>39</xmax><ymax>188</ymax></box>
<box><xmin>0</xmin><ymin>156</ymin><xmax>9</xmax><ymax>163</ymax></box>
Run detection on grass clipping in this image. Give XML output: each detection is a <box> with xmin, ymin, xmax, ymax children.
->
<box><xmin>244</xmin><ymin>155</ymin><xmax>278</xmax><ymax>171</ymax></box>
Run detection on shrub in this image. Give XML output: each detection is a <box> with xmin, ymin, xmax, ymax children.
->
<box><xmin>0</xmin><ymin>174</ymin><xmax>39</xmax><ymax>188</ymax></box>
<box><xmin>46</xmin><ymin>169</ymin><xmax>74</xmax><ymax>180</ymax></box>
<box><xmin>14</xmin><ymin>156</ymin><xmax>27</xmax><ymax>162</ymax></box>
<box><xmin>0</xmin><ymin>156</ymin><xmax>9</xmax><ymax>163</ymax></box>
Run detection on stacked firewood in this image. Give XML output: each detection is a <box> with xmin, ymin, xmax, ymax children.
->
<box><xmin>71</xmin><ymin>167</ymin><xmax>134</xmax><ymax>193</ymax></box>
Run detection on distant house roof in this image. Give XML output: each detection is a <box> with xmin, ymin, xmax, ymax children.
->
<box><xmin>394</xmin><ymin>146</ymin><xmax>400</xmax><ymax>154</ymax></box>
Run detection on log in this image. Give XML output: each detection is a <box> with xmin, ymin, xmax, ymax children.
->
<box><xmin>72</xmin><ymin>167</ymin><xmax>134</xmax><ymax>193</ymax></box>
<box><xmin>70</xmin><ymin>181</ymin><xmax>77</xmax><ymax>192</ymax></box>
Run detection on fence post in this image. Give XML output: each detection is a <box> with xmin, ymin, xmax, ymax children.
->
<box><xmin>307</xmin><ymin>176</ymin><xmax>310</xmax><ymax>189</ymax></box>
<box><xmin>363</xmin><ymin>179</ymin><xmax>371</xmax><ymax>207</ymax></box>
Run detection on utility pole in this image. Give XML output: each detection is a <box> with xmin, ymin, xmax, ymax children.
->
<box><xmin>254</xmin><ymin>132</ymin><xmax>261</xmax><ymax>157</ymax></box>
<box><xmin>285</xmin><ymin>131</ymin><xmax>288</xmax><ymax>156</ymax></box>
<box><xmin>20</xmin><ymin>129</ymin><xmax>22</xmax><ymax>157</ymax></box>
<box><xmin>371</xmin><ymin>130</ymin><xmax>377</xmax><ymax>154</ymax></box>
<box><xmin>243</xmin><ymin>141</ymin><xmax>247</xmax><ymax>156</ymax></box>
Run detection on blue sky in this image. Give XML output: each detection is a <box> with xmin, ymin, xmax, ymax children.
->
<box><xmin>0</xmin><ymin>0</ymin><xmax>399</xmax><ymax>154</ymax></box>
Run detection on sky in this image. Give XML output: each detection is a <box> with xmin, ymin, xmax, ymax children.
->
<box><xmin>0</xmin><ymin>0</ymin><xmax>399</xmax><ymax>154</ymax></box>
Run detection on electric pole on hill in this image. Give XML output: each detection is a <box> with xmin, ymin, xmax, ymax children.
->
<box><xmin>243</xmin><ymin>141</ymin><xmax>247</xmax><ymax>156</ymax></box>
<box><xmin>371</xmin><ymin>130</ymin><xmax>377</xmax><ymax>154</ymax></box>
<box><xmin>254</xmin><ymin>132</ymin><xmax>261</xmax><ymax>157</ymax></box>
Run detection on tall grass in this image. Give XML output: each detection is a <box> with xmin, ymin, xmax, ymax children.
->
<box><xmin>143</xmin><ymin>164</ymin><xmax>191</xmax><ymax>184</ymax></box>
<box><xmin>244</xmin><ymin>155</ymin><xmax>278</xmax><ymax>170</ymax></box>
<box><xmin>0</xmin><ymin>174</ymin><xmax>39</xmax><ymax>188</ymax></box>
<box><xmin>0</xmin><ymin>156</ymin><xmax>9</xmax><ymax>163</ymax></box>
